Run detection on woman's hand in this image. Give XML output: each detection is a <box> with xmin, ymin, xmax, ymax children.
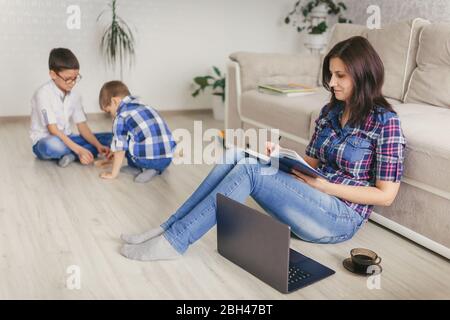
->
<box><xmin>291</xmin><ymin>169</ymin><xmax>330</xmax><ymax>194</ymax></box>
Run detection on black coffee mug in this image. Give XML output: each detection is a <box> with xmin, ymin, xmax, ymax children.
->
<box><xmin>350</xmin><ymin>248</ymin><xmax>382</xmax><ymax>273</ymax></box>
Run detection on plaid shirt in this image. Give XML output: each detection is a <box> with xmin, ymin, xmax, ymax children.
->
<box><xmin>111</xmin><ymin>96</ymin><xmax>176</xmax><ymax>159</ymax></box>
<box><xmin>305</xmin><ymin>102</ymin><xmax>406</xmax><ymax>219</ymax></box>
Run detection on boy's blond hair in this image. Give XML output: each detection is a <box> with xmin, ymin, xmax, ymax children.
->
<box><xmin>99</xmin><ymin>81</ymin><xmax>131</xmax><ymax>110</ymax></box>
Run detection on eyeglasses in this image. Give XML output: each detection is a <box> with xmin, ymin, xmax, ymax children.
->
<box><xmin>56</xmin><ymin>72</ymin><xmax>82</xmax><ymax>85</ymax></box>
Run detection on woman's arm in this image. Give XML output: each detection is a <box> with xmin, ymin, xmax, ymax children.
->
<box><xmin>325</xmin><ymin>179</ymin><xmax>400</xmax><ymax>206</ymax></box>
<box><xmin>291</xmin><ymin>169</ymin><xmax>401</xmax><ymax>206</ymax></box>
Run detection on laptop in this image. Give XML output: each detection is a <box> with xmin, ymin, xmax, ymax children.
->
<box><xmin>216</xmin><ymin>194</ymin><xmax>335</xmax><ymax>294</ymax></box>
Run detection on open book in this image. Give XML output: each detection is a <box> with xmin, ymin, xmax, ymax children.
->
<box><xmin>258</xmin><ymin>83</ymin><xmax>318</xmax><ymax>97</ymax></box>
<box><xmin>244</xmin><ymin>147</ymin><xmax>327</xmax><ymax>179</ymax></box>
<box><xmin>258</xmin><ymin>87</ymin><xmax>316</xmax><ymax>97</ymax></box>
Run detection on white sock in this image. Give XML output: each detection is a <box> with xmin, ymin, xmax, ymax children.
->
<box><xmin>120</xmin><ymin>235</ymin><xmax>181</xmax><ymax>261</ymax></box>
<box><xmin>58</xmin><ymin>153</ymin><xmax>76</xmax><ymax>167</ymax></box>
<box><xmin>121</xmin><ymin>226</ymin><xmax>165</xmax><ymax>244</ymax></box>
<box><xmin>134</xmin><ymin>169</ymin><xmax>158</xmax><ymax>183</ymax></box>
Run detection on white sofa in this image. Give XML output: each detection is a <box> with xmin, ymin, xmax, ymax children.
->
<box><xmin>225</xmin><ymin>19</ymin><xmax>450</xmax><ymax>259</ymax></box>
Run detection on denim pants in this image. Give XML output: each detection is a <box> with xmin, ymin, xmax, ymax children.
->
<box><xmin>161</xmin><ymin>148</ymin><xmax>365</xmax><ymax>254</ymax></box>
<box><xmin>32</xmin><ymin>133</ymin><xmax>113</xmax><ymax>160</ymax></box>
<box><xmin>126</xmin><ymin>152</ymin><xmax>172</xmax><ymax>173</ymax></box>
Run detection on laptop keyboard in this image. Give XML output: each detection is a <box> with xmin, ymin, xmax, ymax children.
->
<box><xmin>289</xmin><ymin>266</ymin><xmax>311</xmax><ymax>284</ymax></box>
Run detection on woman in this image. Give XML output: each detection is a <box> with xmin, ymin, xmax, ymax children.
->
<box><xmin>120</xmin><ymin>36</ymin><xmax>406</xmax><ymax>261</ymax></box>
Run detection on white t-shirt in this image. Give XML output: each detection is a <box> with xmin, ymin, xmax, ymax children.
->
<box><xmin>29</xmin><ymin>80</ymin><xmax>87</xmax><ymax>145</ymax></box>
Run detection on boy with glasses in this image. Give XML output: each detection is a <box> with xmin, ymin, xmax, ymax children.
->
<box><xmin>30</xmin><ymin>48</ymin><xmax>112</xmax><ymax>167</ymax></box>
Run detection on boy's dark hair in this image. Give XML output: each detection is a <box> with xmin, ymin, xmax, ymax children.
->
<box><xmin>48</xmin><ymin>48</ymin><xmax>80</xmax><ymax>72</ymax></box>
<box><xmin>99</xmin><ymin>81</ymin><xmax>131</xmax><ymax>110</ymax></box>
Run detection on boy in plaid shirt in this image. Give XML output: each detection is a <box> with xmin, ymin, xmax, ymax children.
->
<box><xmin>98</xmin><ymin>81</ymin><xmax>176</xmax><ymax>183</ymax></box>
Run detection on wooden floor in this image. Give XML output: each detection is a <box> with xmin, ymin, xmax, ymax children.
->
<box><xmin>0</xmin><ymin>111</ymin><xmax>449</xmax><ymax>300</ymax></box>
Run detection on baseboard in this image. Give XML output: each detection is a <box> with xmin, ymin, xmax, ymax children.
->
<box><xmin>370</xmin><ymin>212</ymin><xmax>450</xmax><ymax>260</ymax></box>
<box><xmin>0</xmin><ymin>109</ymin><xmax>213</xmax><ymax>123</ymax></box>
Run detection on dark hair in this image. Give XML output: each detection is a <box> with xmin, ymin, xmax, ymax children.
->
<box><xmin>322</xmin><ymin>36</ymin><xmax>395</xmax><ymax>127</ymax></box>
<box><xmin>48</xmin><ymin>48</ymin><xmax>80</xmax><ymax>72</ymax></box>
<box><xmin>99</xmin><ymin>81</ymin><xmax>131</xmax><ymax>110</ymax></box>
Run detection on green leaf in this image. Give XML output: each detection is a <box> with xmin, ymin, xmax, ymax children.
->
<box><xmin>194</xmin><ymin>76</ymin><xmax>213</xmax><ymax>88</ymax></box>
<box><xmin>213</xmin><ymin>78</ymin><xmax>225</xmax><ymax>90</ymax></box>
<box><xmin>213</xmin><ymin>66</ymin><xmax>221</xmax><ymax>77</ymax></box>
<box><xmin>98</xmin><ymin>0</ymin><xmax>136</xmax><ymax>75</ymax></box>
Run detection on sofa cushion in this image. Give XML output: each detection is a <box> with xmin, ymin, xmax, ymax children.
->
<box><xmin>404</xmin><ymin>23</ymin><xmax>450</xmax><ymax>109</ymax></box>
<box><xmin>240</xmin><ymin>88</ymin><xmax>330</xmax><ymax>141</ymax></box>
<box><xmin>366</xmin><ymin>18</ymin><xmax>430</xmax><ymax>101</ymax></box>
<box><xmin>394</xmin><ymin>107</ymin><xmax>450</xmax><ymax>193</ymax></box>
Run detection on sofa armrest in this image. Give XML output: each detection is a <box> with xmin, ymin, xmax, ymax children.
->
<box><xmin>225</xmin><ymin>61</ymin><xmax>243</xmax><ymax>131</ymax></box>
<box><xmin>225</xmin><ymin>51</ymin><xmax>322</xmax><ymax>132</ymax></box>
<box><xmin>229</xmin><ymin>51</ymin><xmax>321</xmax><ymax>93</ymax></box>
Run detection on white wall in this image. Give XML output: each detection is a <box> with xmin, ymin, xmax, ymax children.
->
<box><xmin>0</xmin><ymin>0</ymin><xmax>305</xmax><ymax>117</ymax></box>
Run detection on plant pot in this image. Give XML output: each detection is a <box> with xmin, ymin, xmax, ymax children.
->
<box><xmin>305</xmin><ymin>32</ymin><xmax>328</xmax><ymax>50</ymax></box>
<box><xmin>310</xmin><ymin>3</ymin><xmax>328</xmax><ymax>18</ymax></box>
<box><xmin>212</xmin><ymin>95</ymin><xmax>225</xmax><ymax>121</ymax></box>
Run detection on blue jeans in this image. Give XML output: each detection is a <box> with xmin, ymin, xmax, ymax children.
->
<box><xmin>32</xmin><ymin>133</ymin><xmax>113</xmax><ymax>160</ymax></box>
<box><xmin>126</xmin><ymin>152</ymin><xmax>172</xmax><ymax>173</ymax></box>
<box><xmin>161</xmin><ymin>148</ymin><xmax>365</xmax><ymax>254</ymax></box>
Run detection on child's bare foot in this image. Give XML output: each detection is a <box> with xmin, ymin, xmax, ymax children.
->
<box><xmin>94</xmin><ymin>159</ymin><xmax>113</xmax><ymax>168</ymax></box>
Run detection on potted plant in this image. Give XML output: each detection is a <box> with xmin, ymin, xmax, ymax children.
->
<box><xmin>284</xmin><ymin>0</ymin><xmax>351</xmax><ymax>50</ymax></box>
<box><xmin>192</xmin><ymin>66</ymin><xmax>225</xmax><ymax>121</ymax></box>
<box><xmin>97</xmin><ymin>0</ymin><xmax>136</xmax><ymax>80</ymax></box>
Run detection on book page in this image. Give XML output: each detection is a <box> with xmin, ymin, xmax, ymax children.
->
<box><xmin>275</xmin><ymin>147</ymin><xmax>310</xmax><ymax>167</ymax></box>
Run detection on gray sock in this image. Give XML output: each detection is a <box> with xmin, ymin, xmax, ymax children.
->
<box><xmin>120</xmin><ymin>235</ymin><xmax>181</xmax><ymax>261</ymax></box>
<box><xmin>58</xmin><ymin>153</ymin><xmax>76</xmax><ymax>168</ymax></box>
<box><xmin>120</xmin><ymin>165</ymin><xmax>142</xmax><ymax>176</ymax></box>
<box><xmin>134</xmin><ymin>169</ymin><xmax>158</xmax><ymax>183</ymax></box>
<box><xmin>121</xmin><ymin>226</ymin><xmax>165</xmax><ymax>244</ymax></box>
